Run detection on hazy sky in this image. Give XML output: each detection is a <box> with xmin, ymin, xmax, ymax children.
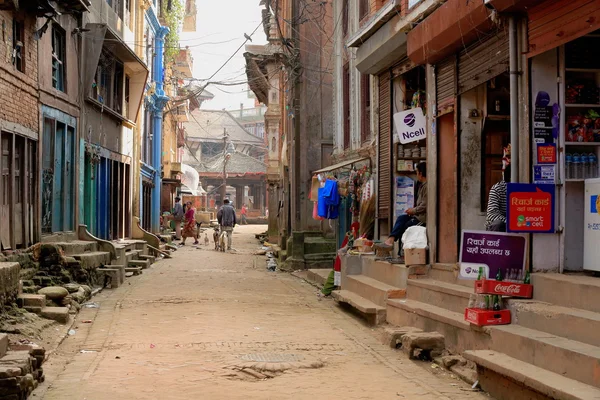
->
<box><xmin>179</xmin><ymin>1</ymin><xmax>267</xmax><ymax>111</ymax></box>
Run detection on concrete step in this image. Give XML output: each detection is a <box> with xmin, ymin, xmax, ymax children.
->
<box><xmin>304</xmin><ymin>236</ymin><xmax>336</xmax><ymax>254</ymax></box>
<box><xmin>128</xmin><ymin>259</ymin><xmax>150</xmax><ymax>269</ymax></box>
<box><xmin>406</xmin><ymin>278</ymin><xmax>472</xmax><ymax>314</ymax></box>
<box><xmin>344</xmin><ymin>275</ymin><xmax>405</xmax><ymax>307</ymax></box>
<box><xmin>306</xmin><ymin>269</ymin><xmax>331</xmax><ymax>287</ymax></box>
<box><xmin>510</xmin><ymin>300</ymin><xmax>600</xmax><ymax>348</ymax></box>
<box><xmin>464</xmin><ymin>350</ymin><xmax>600</xmax><ymax>400</ymax></box>
<box><xmin>361</xmin><ymin>257</ymin><xmax>409</xmax><ymax>288</ymax></box>
<box><xmin>331</xmin><ymin>289</ymin><xmax>386</xmax><ymax>325</ymax></box>
<box><xmin>54</xmin><ymin>240</ymin><xmax>98</xmax><ymax>255</ymax></box>
<box><xmin>428</xmin><ymin>263</ymin><xmax>473</xmax><ymax>287</ymax></box>
<box><xmin>304</xmin><ymin>253</ymin><xmax>336</xmax><ymax>269</ymax></box>
<box><xmin>531</xmin><ymin>273</ymin><xmax>600</xmax><ymax>313</ymax></box>
<box><xmin>98</xmin><ymin>268</ymin><xmax>121</xmax><ymax>288</ymax></box>
<box><xmin>72</xmin><ymin>251</ymin><xmax>112</xmax><ymax>269</ymax></box>
<box><xmin>124</xmin><ymin>250</ymin><xmax>142</xmax><ymax>264</ymax></box>
<box><xmin>40</xmin><ymin>307</ymin><xmax>69</xmax><ymax>323</ymax></box>
<box><xmin>17</xmin><ymin>294</ymin><xmax>46</xmax><ymax>308</ymax></box>
<box><xmin>138</xmin><ymin>255</ymin><xmax>155</xmax><ymax>265</ymax></box>
<box><xmin>102</xmin><ymin>265</ymin><xmax>125</xmax><ymax>284</ymax></box>
<box><xmin>489</xmin><ymin>324</ymin><xmax>600</xmax><ymax>388</ymax></box>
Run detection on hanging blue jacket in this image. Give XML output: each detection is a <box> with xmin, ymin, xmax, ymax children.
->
<box><xmin>317</xmin><ymin>179</ymin><xmax>340</xmax><ymax>219</ymax></box>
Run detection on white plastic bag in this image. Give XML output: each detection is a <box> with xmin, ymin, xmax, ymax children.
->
<box><xmin>402</xmin><ymin>226</ymin><xmax>427</xmax><ymax>249</ymax></box>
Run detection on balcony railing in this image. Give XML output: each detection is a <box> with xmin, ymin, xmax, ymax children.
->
<box><xmin>174</xmin><ymin>48</ymin><xmax>193</xmax><ymax>78</ymax></box>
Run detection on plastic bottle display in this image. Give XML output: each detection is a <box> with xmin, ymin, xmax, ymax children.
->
<box><xmin>566</xmin><ymin>153</ymin><xmax>573</xmax><ymax>179</ymax></box>
<box><xmin>573</xmin><ymin>153</ymin><xmax>581</xmax><ymax>179</ymax></box>
<box><xmin>589</xmin><ymin>153</ymin><xmax>598</xmax><ymax>179</ymax></box>
<box><xmin>581</xmin><ymin>153</ymin><xmax>589</xmax><ymax>179</ymax></box>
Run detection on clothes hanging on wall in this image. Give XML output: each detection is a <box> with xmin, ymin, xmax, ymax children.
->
<box><xmin>317</xmin><ymin>179</ymin><xmax>340</xmax><ymax>219</ymax></box>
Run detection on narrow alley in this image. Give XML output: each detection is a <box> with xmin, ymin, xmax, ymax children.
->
<box><xmin>37</xmin><ymin>226</ymin><xmax>486</xmax><ymax>400</ymax></box>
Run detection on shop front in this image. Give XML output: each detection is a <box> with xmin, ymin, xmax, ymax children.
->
<box><xmin>526</xmin><ymin>0</ymin><xmax>600</xmax><ymax>272</ymax></box>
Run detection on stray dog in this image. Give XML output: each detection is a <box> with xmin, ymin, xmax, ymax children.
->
<box><xmin>218</xmin><ymin>229</ymin><xmax>228</xmax><ymax>252</ymax></box>
<box><xmin>213</xmin><ymin>227</ymin><xmax>221</xmax><ymax>251</ymax></box>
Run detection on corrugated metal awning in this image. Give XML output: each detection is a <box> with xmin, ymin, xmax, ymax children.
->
<box><xmin>313</xmin><ymin>157</ymin><xmax>370</xmax><ymax>174</ymax></box>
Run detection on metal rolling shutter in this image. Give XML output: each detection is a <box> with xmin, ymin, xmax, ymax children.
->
<box><xmin>377</xmin><ymin>71</ymin><xmax>391</xmax><ymax>219</ymax></box>
<box><xmin>457</xmin><ymin>30</ymin><xmax>509</xmax><ymax>95</ymax></box>
<box><xmin>436</xmin><ymin>55</ymin><xmax>456</xmax><ymax>113</ymax></box>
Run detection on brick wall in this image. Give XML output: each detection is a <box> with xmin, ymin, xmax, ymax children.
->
<box><xmin>0</xmin><ymin>10</ymin><xmax>39</xmax><ymax>134</ymax></box>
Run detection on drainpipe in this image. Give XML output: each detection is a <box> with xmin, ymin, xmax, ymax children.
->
<box><xmin>151</xmin><ymin>26</ymin><xmax>170</xmax><ymax>233</ymax></box>
<box><xmin>509</xmin><ymin>16</ymin><xmax>519</xmax><ymax>183</ymax></box>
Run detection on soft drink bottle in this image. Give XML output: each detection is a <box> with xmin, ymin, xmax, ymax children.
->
<box><xmin>493</xmin><ymin>295</ymin><xmax>501</xmax><ymax>311</ymax></box>
<box><xmin>516</xmin><ymin>269</ymin><xmax>523</xmax><ymax>282</ymax></box>
<box><xmin>477</xmin><ymin>266</ymin><xmax>483</xmax><ymax>280</ymax></box>
<box><xmin>496</xmin><ymin>268</ymin><xmax>503</xmax><ymax>282</ymax></box>
<box><xmin>524</xmin><ymin>270</ymin><xmax>531</xmax><ymax>284</ymax></box>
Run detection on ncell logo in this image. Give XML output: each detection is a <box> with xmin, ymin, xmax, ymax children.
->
<box><xmin>404</xmin><ymin>113</ymin><xmax>416</xmax><ymax>127</ymax></box>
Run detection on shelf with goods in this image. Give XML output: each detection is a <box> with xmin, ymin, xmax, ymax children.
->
<box><xmin>561</xmin><ymin>32</ymin><xmax>600</xmax><ymax>270</ymax></box>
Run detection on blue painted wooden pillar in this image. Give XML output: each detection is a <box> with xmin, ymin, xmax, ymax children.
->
<box><xmin>150</xmin><ymin>26</ymin><xmax>169</xmax><ymax>233</ymax></box>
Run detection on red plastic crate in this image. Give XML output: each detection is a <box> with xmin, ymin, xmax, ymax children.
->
<box><xmin>474</xmin><ymin>280</ymin><xmax>533</xmax><ymax>298</ymax></box>
<box><xmin>464</xmin><ymin>308</ymin><xmax>511</xmax><ymax>326</ymax></box>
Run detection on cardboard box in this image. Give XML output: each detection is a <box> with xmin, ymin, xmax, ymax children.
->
<box><xmin>464</xmin><ymin>308</ymin><xmax>511</xmax><ymax>326</ymax></box>
<box><xmin>404</xmin><ymin>248</ymin><xmax>426</xmax><ymax>265</ymax></box>
<box><xmin>475</xmin><ymin>280</ymin><xmax>533</xmax><ymax>298</ymax></box>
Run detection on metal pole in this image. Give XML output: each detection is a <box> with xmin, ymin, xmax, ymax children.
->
<box><xmin>509</xmin><ymin>16</ymin><xmax>519</xmax><ymax>183</ymax></box>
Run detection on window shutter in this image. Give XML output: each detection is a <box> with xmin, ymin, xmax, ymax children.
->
<box><xmin>377</xmin><ymin>71</ymin><xmax>391</xmax><ymax>219</ymax></box>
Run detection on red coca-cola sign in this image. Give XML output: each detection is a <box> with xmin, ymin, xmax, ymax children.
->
<box><xmin>475</xmin><ymin>280</ymin><xmax>533</xmax><ymax>298</ymax></box>
<box><xmin>494</xmin><ymin>283</ymin><xmax>522</xmax><ymax>295</ymax></box>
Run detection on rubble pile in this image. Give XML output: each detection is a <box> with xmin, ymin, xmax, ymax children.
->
<box><xmin>0</xmin><ymin>338</ymin><xmax>45</xmax><ymax>400</ymax></box>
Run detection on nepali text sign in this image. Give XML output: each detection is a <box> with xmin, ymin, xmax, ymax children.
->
<box><xmin>507</xmin><ymin>183</ymin><xmax>555</xmax><ymax>233</ymax></box>
<box><xmin>459</xmin><ymin>230</ymin><xmax>527</xmax><ymax>280</ymax></box>
<box><xmin>394</xmin><ymin>108</ymin><xmax>426</xmax><ymax>144</ymax></box>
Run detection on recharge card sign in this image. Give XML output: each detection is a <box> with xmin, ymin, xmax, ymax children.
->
<box><xmin>507</xmin><ymin>183</ymin><xmax>555</xmax><ymax>233</ymax></box>
<box><xmin>459</xmin><ymin>230</ymin><xmax>527</xmax><ymax>280</ymax></box>
<box><xmin>394</xmin><ymin>108</ymin><xmax>426</xmax><ymax>144</ymax></box>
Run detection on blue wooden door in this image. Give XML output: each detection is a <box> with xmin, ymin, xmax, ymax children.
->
<box><xmin>96</xmin><ymin>157</ymin><xmax>110</xmax><ymax>240</ymax></box>
<box><xmin>63</xmin><ymin>126</ymin><xmax>75</xmax><ymax>230</ymax></box>
<box><xmin>51</xmin><ymin>123</ymin><xmax>64</xmax><ymax>232</ymax></box>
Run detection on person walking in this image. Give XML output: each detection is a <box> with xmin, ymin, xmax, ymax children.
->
<box><xmin>172</xmin><ymin>197</ymin><xmax>184</xmax><ymax>240</ymax></box>
<box><xmin>181</xmin><ymin>202</ymin><xmax>199</xmax><ymax>245</ymax></box>
<box><xmin>240</xmin><ymin>204</ymin><xmax>248</xmax><ymax>225</ymax></box>
<box><xmin>217</xmin><ymin>199</ymin><xmax>236</xmax><ymax>250</ymax></box>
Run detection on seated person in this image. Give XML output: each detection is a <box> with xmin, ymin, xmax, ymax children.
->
<box><xmin>485</xmin><ymin>163</ymin><xmax>510</xmax><ymax>232</ymax></box>
<box><xmin>382</xmin><ymin>162</ymin><xmax>427</xmax><ymax>252</ymax></box>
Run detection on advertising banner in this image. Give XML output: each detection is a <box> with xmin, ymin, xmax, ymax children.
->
<box><xmin>507</xmin><ymin>183</ymin><xmax>555</xmax><ymax>233</ymax></box>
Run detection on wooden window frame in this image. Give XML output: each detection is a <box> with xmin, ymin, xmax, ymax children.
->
<box><xmin>52</xmin><ymin>25</ymin><xmax>66</xmax><ymax>92</ymax></box>
<box><xmin>12</xmin><ymin>17</ymin><xmax>24</xmax><ymax>73</ymax></box>
<box><xmin>343</xmin><ymin>63</ymin><xmax>350</xmax><ymax>149</ymax></box>
<box><xmin>359</xmin><ymin>0</ymin><xmax>369</xmax><ymax>21</ymax></box>
<box><xmin>92</xmin><ymin>49</ymin><xmax>125</xmax><ymax>115</ymax></box>
<box><xmin>361</xmin><ymin>74</ymin><xmax>371</xmax><ymax>143</ymax></box>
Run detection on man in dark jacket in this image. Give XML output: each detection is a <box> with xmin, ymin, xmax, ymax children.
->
<box><xmin>217</xmin><ymin>199</ymin><xmax>236</xmax><ymax>250</ymax></box>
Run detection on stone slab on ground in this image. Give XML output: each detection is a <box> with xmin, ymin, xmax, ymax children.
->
<box><xmin>0</xmin><ymin>334</ymin><xmax>8</xmax><ymax>359</ymax></box>
<box><xmin>40</xmin><ymin>307</ymin><xmax>69</xmax><ymax>324</ymax></box>
<box><xmin>138</xmin><ymin>255</ymin><xmax>155</xmax><ymax>264</ymax></box>
<box><xmin>401</xmin><ymin>331</ymin><xmax>445</xmax><ymax>360</ymax></box>
<box><xmin>380</xmin><ymin>326</ymin><xmax>422</xmax><ymax>348</ymax></box>
<box><xmin>37</xmin><ymin>287</ymin><xmax>68</xmax><ymax>301</ymax></box>
<box><xmin>306</xmin><ymin>269</ymin><xmax>330</xmax><ymax>287</ymax></box>
<box><xmin>124</xmin><ymin>267</ymin><xmax>142</xmax><ymax>276</ymax></box>
<box><xmin>464</xmin><ymin>350</ymin><xmax>600</xmax><ymax>400</ymax></box>
<box><xmin>17</xmin><ymin>294</ymin><xmax>46</xmax><ymax>308</ymax></box>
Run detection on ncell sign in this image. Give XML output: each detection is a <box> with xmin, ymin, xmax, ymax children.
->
<box><xmin>507</xmin><ymin>183</ymin><xmax>555</xmax><ymax>233</ymax></box>
<box><xmin>394</xmin><ymin>108</ymin><xmax>426</xmax><ymax>144</ymax></box>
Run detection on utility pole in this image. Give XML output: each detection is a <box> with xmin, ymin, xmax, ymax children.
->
<box><xmin>221</xmin><ymin>128</ymin><xmax>230</xmax><ymax>203</ymax></box>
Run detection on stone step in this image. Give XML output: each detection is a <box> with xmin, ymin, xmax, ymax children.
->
<box><xmin>40</xmin><ymin>307</ymin><xmax>69</xmax><ymax>323</ymax></box>
<box><xmin>406</xmin><ymin>278</ymin><xmax>472</xmax><ymax>314</ymax></box>
<box><xmin>361</xmin><ymin>257</ymin><xmax>409</xmax><ymax>288</ymax></box>
<box><xmin>0</xmin><ymin>334</ymin><xmax>8</xmax><ymax>359</ymax></box>
<box><xmin>331</xmin><ymin>289</ymin><xmax>386</xmax><ymax>325</ymax></box>
<box><xmin>306</xmin><ymin>269</ymin><xmax>331</xmax><ymax>287</ymax></box>
<box><xmin>124</xmin><ymin>249</ymin><xmax>142</xmax><ymax>264</ymax></box>
<box><xmin>53</xmin><ymin>240</ymin><xmax>98</xmax><ymax>255</ymax></box>
<box><xmin>509</xmin><ymin>300</ymin><xmax>600</xmax><ymax>348</ymax></box>
<box><xmin>17</xmin><ymin>294</ymin><xmax>46</xmax><ymax>309</ymax></box>
<box><xmin>531</xmin><ymin>273</ymin><xmax>600</xmax><ymax>313</ymax></box>
<box><xmin>125</xmin><ymin>267</ymin><xmax>142</xmax><ymax>276</ymax></box>
<box><xmin>128</xmin><ymin>259</ymin><xmax>150</xmax><ymax>269</ymax></box>
<box><xmin>138</xmin><ymin>255</ymin><xmax>155</xmax><ymax>265</ymax></box>
<box><xmin>102</xmin><ymin>265</ymin><xmax>125</xmax><ymax>284</ymax></box>
<box><xmin>428</xmin><ymin>263</ymin><xmax>473</xmax><ymax>287</ymax></box>
<box><xmin>72</xmin><ymin>252</ymin><xmax>112</xmax><ymax>269</ymax></box>
<box><xmin>303</xmin><ymin>236</ymin><xmax>336</xmax><ymax>254</ymax></box>
<box><xmin>386</xmin><ymin>298</ymin><xmax>474</xmax><ymax>354</ymax></box>
<box><xmin>488</xmin><ymin>324</ymin><xmax>600</xmax><ymax>388</ymax></box>
<box><xmin>24</xmin><ymin>306</ymin><xmax>43</xmax><ymax>314</ymax></box>
<box><xmin>344</xmin><ymin>275</ymin><xmax>405</xmax><ymax>307</ymax></box>
<box><xmin>464</xmin><ymin>350</ymin><xmax>600</xmax><ymax>400</ymax></box>
<box><xmin>97</xmin><ymin>268</ymin><xmax>121</xmax><ymax>288</ymax></box>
